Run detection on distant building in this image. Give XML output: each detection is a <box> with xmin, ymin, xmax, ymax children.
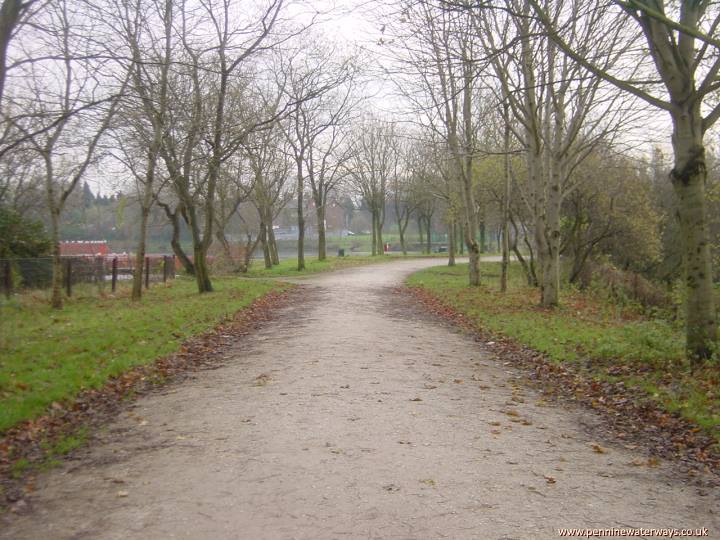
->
<box><xmin>59</xmin><ymin>241</ymin><xmax>109</xmax><ymax>257</ymax></box>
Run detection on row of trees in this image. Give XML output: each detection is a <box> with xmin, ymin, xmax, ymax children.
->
<box><xmin>372</xmin><ymin>0</ymin><xmax>720</xmax><ymax>365</ymax></box>
<box><xmin>2</xmin><ymin>0</ymin><xmax>719</xmax><ymax>364</ymax></box>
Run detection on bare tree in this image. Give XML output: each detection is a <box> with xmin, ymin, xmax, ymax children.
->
<box><xmin>528</xmin><ymin>0</ymin><xmax>720</xmax><ymax>361</ymax></box>
<box><xmin>387</xmin><ymin>1</ymin><xmax>483</xmax><ymax>284</ymax></box>
<box><xmin>284</xmin><ymin>43</ymin><xmax>358</xmax><ymax>269</ymax></box>
<box><xmin>347</xmin><ymin>119</ymin><xmax>395</xmax><ymax>256</ymax></box>
<box><xmin>15</xmin><ymin>0</ymin><xmax>125</xmax><ymax>308</ymax></box>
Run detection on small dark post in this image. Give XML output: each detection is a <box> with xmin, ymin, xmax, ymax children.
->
<box><xmin>145</xmin><ymin>256</ymin><xmax>150</xmax><ymax>289</ymax></box>
<box><xmin>171</xmin><ymin>256</ymin><xmax>175</xmax><ymax>279</ymax></box>
<box><xmin>163</xmin><ymin>256</ymin><xmax>169</xmax><ymax>283</ymax></box>
<box><xmin>3</xmin><ymin>259</ymin><xmax>11</xmax><ymax>299</ymax></box>
<box><xmin>111</xmin><ymin>257</ymin><xmax>118</xmax><ymax>293</ymax></box>
<box><xmin>65</xmin><ymin>259</ymin><xmax>73</xmax><ymax>297</ymax></box>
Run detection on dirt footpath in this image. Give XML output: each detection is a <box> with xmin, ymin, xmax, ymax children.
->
<box><xmin>1</xmin><ymin>259</ymin><xmax>717</xmax><ymax>539</ymax></box>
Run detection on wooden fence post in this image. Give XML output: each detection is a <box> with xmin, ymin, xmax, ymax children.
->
<box><xmin>65</xmin><ymin>259</ymin><xmax>72</xmax><ymax>297</ymax></box>
<box><xmin>163</xmin><ymin>256</ymin><xmax>168</xmax><ymax>283</ymax></box>
<box><xmin>3</xmin><ymin>259</ymin><xmax>11</xmax><ymax>299</ymax></box>
<box><xmin>111</xmin><ymin>257</ymin><xmax>118</xmax><ymax>293</ymax></box>
<box><xmin>145</xmin><ymin>256</ymin><xmax>150</xmax><ymax>290</ymax></box>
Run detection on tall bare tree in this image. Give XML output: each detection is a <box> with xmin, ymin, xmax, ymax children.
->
<box><xmin>529</xmin><ymin>0</ymin><xmax>720</xmax><ymax>360</ymax></box>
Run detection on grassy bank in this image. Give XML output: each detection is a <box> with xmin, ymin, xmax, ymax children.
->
<box><xmin>407</xmin><ymin>262</ymin><xmax>719</xmax><ymax>442</ymax></box>
<box><xmin>0</xmin><ymin>277</ymin><xmax>284</xmax><ymax>432</ymax></box>
<box><xmin>244</xmin><ymin>254</ymin><xmax>400</xmax><ymax>278</ymax></box>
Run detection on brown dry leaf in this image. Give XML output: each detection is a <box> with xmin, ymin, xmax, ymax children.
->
<box><xmin>544</xmin><ymin>475</ymin><xmax>556</xmax><ymax>484</ymax></box>
<box><xmin>521</xmin><ymin>419</ymin><xmax>533</xmax><ymax>426</ymax></box>
<box><xmin>504</xmin><ymin>409</ymin><xmax>520</xmax><ymax>417</ymax></box>
<box><xmin>488</xmin><ymin>421</ymin><xmax>501</xmax><ymax>426</ymax></box>
<box><xmin>591</xmin><ymin>444</ymin><xmax>607</xmax><ymax>454</ymax></box>
<box><xmin>253</xmin><ymin>373</ymin><xmax>270</xmax><ymax>387</ymax></box>
<box><xmin>647</xmin><ymin>457</ymin><xmax>660</xmax><ymax>468</ymax></box>
<box><xmin>409</xmin><ymin>397</ymin><xmax>423</xmax><ymax>402</ymax></box>
<box><xmin>453</xmin><ymin>379</ymin><xmax>463</xmax><ymax>384</ymax></box>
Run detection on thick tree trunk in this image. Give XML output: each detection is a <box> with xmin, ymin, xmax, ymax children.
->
<box><xmin>448</xmin><ymin>217</ymin><xmax>456</xmax><ymax>267</ymax></box>
<box><xmin>376</xmin><ymin>207</ymin><xmax>384</xmax><ymax>256</ymax></box>
<box><xmin>132</xmin><ymin>206</ymin><xmax>150</xmax><ymax>301</ymax></box>
<box><xmin>268</xmin><ymin>217</ymin><xmax>279</xmax><ymax>266</ymax></box>
<box><xmin>671</xmin><ymin>109</ymin><xmax>717</xmax><ymax>362</ymax></box>
<box><xmin>167</xmin><ymin>211</ymin><xmax>194</xmax><ymax>275</ymax></box>
<box><xmin>260</xmin><ymin>221</ymin><xmax>272</xmax><ymax>269</ymax></box>
<box><xmin>371</xmin><ymin>211</ymin><xmax>378</xmax><ymax>256</ymax></box>
<box><xmin>186</xmin><ymin>205</ymin><xmax>212</xmax><ymax>293</ymax></box>
<box><xmin>540</xmin><ymin>176</ymin><xmax>561</xmax><ymax>307</ymax></box>
<box><xmin>50</xmin><ymin>209</ymin><xmax>63</xmax><ymax>309</ymax></box>
<box><xmin>398</xmin><ymin>212</ymin><xmax>410</xmax><ymax>256</ymax></box>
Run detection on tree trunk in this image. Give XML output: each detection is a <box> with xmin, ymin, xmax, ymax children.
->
<box><xmin>425</xmin><ymin>218</ymin><xmax>431</xmax><ymax>254</ymax></box>
<box><xmin>187</xmin><ymin>205</ymin><xmax>212</xmax><ymax>293</ymax></box>
<box><xmin>376</xmin><ymin>209</ymin><xmax>384</xmax><ymax>256</ymax></box>
<box><xmin>296</xmin><ymin>160</ymin><xmax>305</xmax><ymax>271</ymax></box>
<box><xmin>540</xmin><ymin>173</ymin><xmax>561</xmax><ymax>307</ymax></box>
<box><xmin>170</xmin><ymin>218</ymin><xmax>194</xmax><ymax>276</ymax></box>
<box><xmin>417</xmin><ymin>217</ymin><xmax>424</xmax><ymax>252</ymax></box>
<box><xmin>260</xmin><ymin>221</ymin><xmax>272</xmax><ymax>269</ymax></box>
<box><xmin>371</xmin><ymin>210</ymin><xmax>378</xmax><ymax>256</ymax></box>
<box><xmin>501</xmin><ymin>112</ymin><xmax>511</xmax><ymax>293</ymax></box>
<box><xmin>479</xmin><ymin>220</ymin><xmax>486</xmax><ymax>253</ymax></box>
<box><xmin>316</xmin><ymin>203</ymin><xmax>326</xmax><ymax>261</ymax></box>
<box><xmin>268</xmin><ymin>218</ymin><xmax>279</xmax><ymax>266</ymax></box>
<box><xmin>398</xmin><ymin>213</ymin><xmax>409</xmax><ymax>256</ymax></box>
<box><xmin>671</xmin><ymin>109</ymin><xmax>717</xmax><ymax>362</ymax></box>
<box><xmin>49</xmin><ymin>208</ymin><xmax>63</xmax><ymax>309</ymax></box>
<box><xmin>458</xmin><ymin>222</ymin><xmax>464</xmax><ymax>255</ymax></box>
<box><xmin>132</xmin><ymin>205</ymin><xmax>150</xmax><ymax>301</ymax></box>
<box><xmin>448</xmin><ymin>217</ymin><xmax>456</xmax><ymax>267</ymax></box>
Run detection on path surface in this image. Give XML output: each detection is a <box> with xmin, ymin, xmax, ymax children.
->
<box><xmin>2</xmin><ymin>259</ymin><xmax>717</xmax><ymax>539</ymax></box>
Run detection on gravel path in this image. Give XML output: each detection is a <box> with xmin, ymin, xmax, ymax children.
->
<box><xmin>1</xmin><ymin>259</ymin><xmax>717</xmax><ymax>539</ymax></box>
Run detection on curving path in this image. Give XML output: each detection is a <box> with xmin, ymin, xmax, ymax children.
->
<box><xmin>1</xmin><ymin>259</ymin><xmax>717</xmax><ymax>539</ymax></box>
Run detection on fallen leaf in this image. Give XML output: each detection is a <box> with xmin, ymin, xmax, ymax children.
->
<box><xmin>591</xmin><ymin>444</ymin><xmax>607</xmax><ymax>454</ymax></box>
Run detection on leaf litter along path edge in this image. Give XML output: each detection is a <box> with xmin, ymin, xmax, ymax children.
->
<box><xmin>404</xmin><ymin>285</ymin><xmax>720</xmax><ymax>487</ymax></box>
<box><xmin>0</xmin><ymin>285</ymin><xmax>303</xmax><ymax>507</ymax></box>
<box><xmin>1</xmin><ymin>258</ymin><xmax>718</xmax><ymax>539</ymax></box>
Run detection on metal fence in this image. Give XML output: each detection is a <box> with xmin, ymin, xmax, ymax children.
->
<box><xmin>1</xmin><ymin>255</ymin><xmax>176</xmax><ymax>299</ymax></box>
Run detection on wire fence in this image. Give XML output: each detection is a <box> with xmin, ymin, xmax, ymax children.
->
<box><xmin>1</xmin><ymin>255</ymin><xmax>176</xmax><ymax>300</ymax></box>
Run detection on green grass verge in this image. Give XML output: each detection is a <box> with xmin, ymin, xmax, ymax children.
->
<box><xmin>244</xmin><ymin>255</ymin><xmax>399</xmax><ymax>278</ymax></box>
<box><xmin>0</xmin><ymin>276</ymin><xmax>284</xmax><ymax>433</ymax></box>
<box><xmin>407</xmin><ymin>262</ymin><xmax>719</xmax><ymax>440</ymax></box>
